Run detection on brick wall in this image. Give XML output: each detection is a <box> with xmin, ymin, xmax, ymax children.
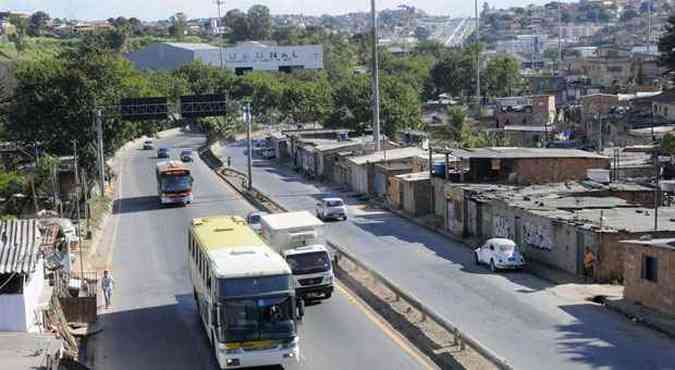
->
<box><xmin>623</xmin><ymin>242</ymin><xmax>675</xmax><ymax>315</ymax></box>
<box><xmin>512</xmin><ymin>157</ymin><xmax>610</xmax><ymax>184</ymax></box>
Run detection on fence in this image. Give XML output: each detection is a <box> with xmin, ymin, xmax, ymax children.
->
<box><xmin>199</xmin><ymin>145</ymin><xmax>514</xmax><ymax>370</ymax></box>
<box><xmin>53</xmin><ymin>270</ymin><xmax>98</xmax><ymax>324</ymax></box>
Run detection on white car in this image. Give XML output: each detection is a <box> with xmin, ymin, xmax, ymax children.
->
<box><xmin>316</xmin><ymin>198</ymin><xmax>347</xmax><ymax>221</ymax></box>
<box><xmin>475</xmin><ymin>238</ymin><xmax>526</xmax><ymax>272</ymax></box>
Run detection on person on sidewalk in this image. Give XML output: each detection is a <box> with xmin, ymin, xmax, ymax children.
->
<box><xmin>227</xmin><ymin>156</ymin><xmax>231</xmax><ymax>168</ymax></box>
<box><xmin>583</xmin><ymin>247</ymin><xmax>595</xmax><ymax>283</ymax></box>
<box><xmin>101</xmin><ymin>270</ymin><xmax>115</xmax><ymax>309</ymax></box>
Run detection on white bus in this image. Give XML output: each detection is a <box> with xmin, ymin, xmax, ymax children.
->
<box><xmin>188</xmin><ymin>215</ymin><xmax>302</xmax><ymax>369</ymax></box>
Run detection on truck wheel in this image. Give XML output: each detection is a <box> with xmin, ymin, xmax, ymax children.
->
<box><xmin>490</xmin><ymin>260</ymin><xmax>498</xmax><ymax>273</ymax></box>
<box><xmin>324</xmin><ymin>292</ymin><xmax>332</xmax><ymax>299</ymax></box>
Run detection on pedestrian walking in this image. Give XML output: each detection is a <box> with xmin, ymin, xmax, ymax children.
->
<box><xmin>583</xmin><ymin>247</ymin><xmax>595</xmax><ymax>283</ymax></box>
<box><xmin>227</xmin><ymin>156</ymin><xmax>232</xmax><ymax>168</ymax></box>
<box><xmin>101</xmin><ymin>270</ymin><xmax>115</xmax><ymax>309</ymax></box>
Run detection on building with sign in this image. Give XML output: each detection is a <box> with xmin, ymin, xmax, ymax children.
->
<box><xmin>126</xmin><ymin>42</ymin><xmax>323</xmax><ymax>74</ymax></box>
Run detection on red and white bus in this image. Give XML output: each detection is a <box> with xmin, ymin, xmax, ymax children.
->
<box><xmin>155</xmin><ymin>160</ymin><xmax>194</xmax><ymax>205</ymax></box>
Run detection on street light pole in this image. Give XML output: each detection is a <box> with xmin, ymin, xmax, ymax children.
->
<box><xmin>95</xmin><ymin>110</ymin><xmax>105</xmax><ymax>196</ymax></box>
<box><xmin>73</xmin><ymin>140</ymin><xmax>84</xmax><ymax>277</ymax></box>
<box><xmin>370</xmin><ymin>0</ymin><xmax>382</xmax><ymax>151</ymax></box>
<box><xmin>475</xmin><ymin>0</ymin><xmax>481</xmax><ymax>107</ymax></box>
<box><xmin>215</xmin><ymin>0</ymin><xmax>224</xmax><ymax>68</ymax></box>
<box><xmin>245</xmin><ymin>102</ymin><xmax>253</xmax><ymax>190</ymax></box>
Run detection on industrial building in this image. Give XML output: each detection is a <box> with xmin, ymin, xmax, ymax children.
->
<box><xmin>126</xmin><ymin>42</ymin><xmax>323</xmax><ymax>74</ymax></box>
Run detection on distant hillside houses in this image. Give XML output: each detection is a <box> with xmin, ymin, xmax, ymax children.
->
<box><xmin>126</xmin><ymin>41</ymin><xmax>323</xmax><ymax>74</ymax></box>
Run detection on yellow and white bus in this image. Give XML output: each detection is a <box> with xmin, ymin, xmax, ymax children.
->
<box><xmin>188</xmin><ymin>215</ymin><xmax>302</xmax><ymax>369</ymax></box>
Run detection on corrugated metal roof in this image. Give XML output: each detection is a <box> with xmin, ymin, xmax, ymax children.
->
<box><xmin>0</xmin><ymin>219</ymin><xmax>42</xmax><ymax>275</ymax></box>
<box><xmin>164</xmin><ymin>42</ymin><xmax>218</xmax><ymax>50</ymax></box>
<box><xmin>347</xmin><ymin>147</ymin><xmax>425</xmax><ymax>165</ymax></box>
<box><xmin>451</xmin><ymin>147</ymin><xmax>607</xmax><ymax>160</ymax></box>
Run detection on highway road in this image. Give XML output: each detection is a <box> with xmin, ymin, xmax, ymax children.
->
<box><xmin>92</xmin><ymin>131</ymin><xmax>434</xmax><ymax>370</ymax></box>
<box><xmin>217</xmin><ymin>140</ymin><xmax>675</xmax><ymax>370</ymax></box>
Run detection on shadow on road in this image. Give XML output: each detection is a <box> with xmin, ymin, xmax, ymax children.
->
<box><xmin>113</xmin><ymin>196</ymin><xmax>184</xmax><ymax>214</ymax></box>
<box><xmin>555</xmin><ymin>303</ymin><xmax>675</xmax><ymax>370</ymax></box>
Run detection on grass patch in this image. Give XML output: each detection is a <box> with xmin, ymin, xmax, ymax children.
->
<box><xmin>85</xmin><ymin>195</ymin><xmax>112</xmax><ymax>236</ymax></box>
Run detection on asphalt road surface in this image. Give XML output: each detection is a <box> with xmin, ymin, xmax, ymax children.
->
<box><xmin>217</xmin><ymin>140</ymin><xmax>675</xmax><ymax>370</ymax></box>
<box><xmin>92</xmin><ymin>131</ymin><xmax>433</xmax><ymax>370</ymax></box>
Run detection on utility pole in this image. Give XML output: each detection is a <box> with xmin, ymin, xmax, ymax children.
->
<box><xmin>655</xmin><ymin>156</ymin><xmax>660</xmax><ymax>231</ymax></box>
<box><xmin>215</xmin><ymin>0</ymin><xmax>224</xmax><ymax>68</ymax></box>
<box><xmin>73</xmin><ymin>140</ymin><xmax>84</xmax><ymax>277</ymax></box>
<box><xmin>475</xmin><ymin>0</ymin><xmax>481</xmax><ymax>108</ymax></box>
<box><xmin>648</xmin><ymin>0</ymin><xmax>653</xmax><ymax>54</ymax></box>
<box><xmin>245</xmin><ymin>102</ymin><xmax>253</xmax><ymax>190</ymax></box>
<box><xmin>558</xmin><ymin>2</ymin><xmax>563</xmax><ymax>67</ymax></box>
<box><xmin>95</xmin><ymin>110</ymin><xmax>105</xmax><ymax>196</ymax></box>
<box><xmin>82</xmin><ymin>171</ymin><xmax>89</xmax><ymax>237</ymax></box>
<box><xmin>370</xmin><ymin>0</ymin><xmax>382</xmax><ymax>151</ymax></box>
<box><xmin>51</xmin><ymin>160</ymin><xmax>62</xmax><ymax>216</ymax></box>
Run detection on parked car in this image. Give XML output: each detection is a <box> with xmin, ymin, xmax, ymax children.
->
<box><xmin>246</xmin><ymin>211</ymin><xmax>269</xmax><ymax>233</ymax></box>
<box><xmin>157</xmin><ymin>146</ymin><xmax>170</xmax><ymax>159</ymax></box>
<box><xmin>316</xmin><ymin>198</ymin><xmax>347</xmax><ymax>221</ymax></box>
<box><xmin>261</xmin><ymin>147</ymin><xmax>276</xmax><ymax>160</ymax></box>
<box><xmin>475</xmin><ymin>238</ymin><xmax>526</xmax><ymax>272</ymax></box>
<box><xmin>180</xmin><ymin>149</ymin><xmax>193</xmax><ymax>162</ymax></box>
<box><xmin>143</xmin><ymin>140</ymin><xmax>154</xmax><ymax>150</ymax></box>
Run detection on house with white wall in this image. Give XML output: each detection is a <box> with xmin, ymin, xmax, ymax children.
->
<box><xmin>0</xmin><ymin>219</ymin><xmax>44</xmax><ymax>332</ymax></box>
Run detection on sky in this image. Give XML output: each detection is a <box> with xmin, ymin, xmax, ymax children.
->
<box><xmin>1</xmin><ymin>0</ymin><xmax>555</xmax><ymax>21</ymax></box>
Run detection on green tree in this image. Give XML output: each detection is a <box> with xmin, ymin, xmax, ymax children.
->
<box><xmin>280</xmin><ymin>75</ymin><xmax>334</xmax><ymax>124</ymax></box>
<box><xmin>231</xmin><ymin>72</ymin><xmax>283</xmax><ymax>118</ymax></box>
<box><xmin>247</xmin><ymin>5</ymin><xmax>272</xmax><ymax>41</ymax></box>
<box><xmin>661</xmin><ymin>133</ymin><xmax>675</xmax><ymax>155</ymax></box>
<box><xmin>128</xmin><ymin>17</ymin><xmax>144</xmax><ymax>36</ymax></box>
<box><xmin>224</xmin><ymin>9</ymin><xmax>249</xmax><ymax>42</ymax></box>
<box><xmin>429</xmin><ymin>48</ymin><xmax>475</xmax><ymax>98</ymax></box>
<box><xmin>169</xmin><ymin>12</ymin><xmax>188</xmax><ymax>40</ymax></box>
<box><xmin>326</xmin><ymin>74</ymin><xmax>371</xmax><ymax>131</ymax></box>
<box><xmin>484</xmin><ymin>55</ymin><xmax>522</xmax><ymax>97</ymax></box>
<box><xmin>7</xmin><ymin>45</ymin><xmax>162</xmax><ymax>174</ymax></box>
<box><xmin>8</xmin><ymin>15</ymin><xmax>28</xmax><ymax>54</ymax></box>
<box><xmin>414</xmin><ymin>26</ymin><xmax>431</xmax><ymax>41</ymax></box>
<box><xmin>413</xmin><ymin>40</ymin><xmax>448</xmax><ymax>58</ymax></box>
<box><xmin>0</xmin><ymin>171</ymin><xmax>25</xmax><ymax>200</ymax></box>
<box><xmin>27</xmin><ymin>11</ymin><xmax>50</xmax><ymax>37</ymax></box>
<box><xmin>379</xmin><ymin>75</ymin><xmax>423</xmax><ymax>138</ymax></box>
<box><xmin>447</xmin><ymin>106</ymin><xmax>466</xmax><ymax>142</ymax></box>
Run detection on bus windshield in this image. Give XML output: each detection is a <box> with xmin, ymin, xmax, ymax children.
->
<box><xmin>160</xmin><ymin>174</ymin><xmax>192</xmax><ymax>193</ymax></box>
<box><xmin>220</xmin><ymin>296</ymin><xmax>295</xmax><ymax>342</ymax></box>
<box><xmin>219</xmin><ymin>275</ymin><xmax>292</xmax><ymax>297</ymax></box>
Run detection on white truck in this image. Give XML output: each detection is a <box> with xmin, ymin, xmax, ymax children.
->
<box><xmin>260</xmin><ymin>211</ymin><xmax>335</xmax><ymax>301</ymax></box>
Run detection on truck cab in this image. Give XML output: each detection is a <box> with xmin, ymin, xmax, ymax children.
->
<box><xmin>283</xmin><ymin>245</ymin><xmax>334</xmax><ymax>300</ymax></box>
<box><xmin>260</xmin><ymin>211</ymin><xmax>334</xmax><ymax>302</ymax></box>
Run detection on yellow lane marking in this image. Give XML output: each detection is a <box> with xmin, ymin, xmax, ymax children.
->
<box><xmin>335</xmin><ymin>282</ymin><xmax>437</xmax><ymax>370</ymax></box>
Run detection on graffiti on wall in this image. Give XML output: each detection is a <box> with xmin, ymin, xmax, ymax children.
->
<box><xmin>493</xmin><ymin>215</ymin><xmax>513</xmax><ymax>239</ymax></box>
<box><xmin>522</xmin><ymin>223</ymin><xmax>553</xmax><ymax>250</ymax></box>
